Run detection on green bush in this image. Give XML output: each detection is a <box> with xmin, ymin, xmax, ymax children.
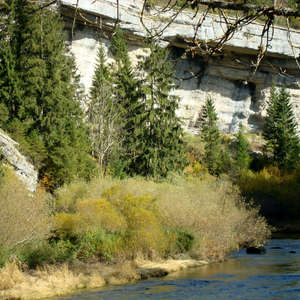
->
<box><xmin>17</xmin><ymin>240</ymin><xmax>77</xmax><ymax>268</ymax></box>
<box><xmin>174</xmin><ymin>230</ymin><xmax>194</xmax><ymax>253</ymax></box>
<box><xmin>0</xmin><ymin>246</ymin><xmax>11</xmax><ymax>268</ymax></box>
<box><xmin>76</xmin><ymin>230</ymin><xmax>121</xmax><ymax>261</ymax></box>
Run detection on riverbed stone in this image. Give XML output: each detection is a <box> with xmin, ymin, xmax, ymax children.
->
<box><xmin>246</xmin><ymin>246</ymin><xmax>266</xmax><ymax>254</ymax></box>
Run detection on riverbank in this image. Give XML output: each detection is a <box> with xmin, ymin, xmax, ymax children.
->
<box><xmin>0</xmin><ymin>258</ymin><xmax>208</xmax><ymax>300</ymax></box>
<box><xmin>0</xmin><ymin>174</ymin><xmax>271</xmax><ymax>299</ymax></box>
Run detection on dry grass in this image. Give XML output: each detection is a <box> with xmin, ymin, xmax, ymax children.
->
<box><xmin>0</xmin><ymin>261</ymin><xmax>26</xmax><ymax>290</ymax></box>
<box><xmin>0</xmin><ymin>261</ymin><xmax>106</xmax><ymax>300</ymax></box>
<box><xmin>0</xmin><ymin>260</ymin><xmax>142</xmax><ymax>300</ymax></box>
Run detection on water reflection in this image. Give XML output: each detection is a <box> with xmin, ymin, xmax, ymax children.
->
<box><xmin>57</xmin><ymin>239</ymin><xmax>300</xmax><ymax>300</ymax></box>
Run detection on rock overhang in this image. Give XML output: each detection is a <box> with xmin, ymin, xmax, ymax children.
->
<box><xmin>59</xmin><ymin>0</ymin><xmax>300</xmax><ymax>59</ymax></box>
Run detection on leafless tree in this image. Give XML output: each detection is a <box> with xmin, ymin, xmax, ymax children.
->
<box><xmin>87</xmin><ymin>49</ymin><xmax>122</xmax><ymax>173</ymax></box>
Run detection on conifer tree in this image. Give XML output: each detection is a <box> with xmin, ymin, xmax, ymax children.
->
<box><xmin>199</xmin><ymin>97</ymin><xmax>222</xmax><ymax>175</ymax></box>
<box><xmin>234</xmin><ymin>126</ymin><xmax>250</xmax><ymax>173</ymax></box>
<box><xmin>139</xmin><ymin>39</ymin><xmax>185</xmax><ymax>177</ymax></box>
<box><xmin>110</xmin><ymin>27</ymin><xmax>146</xmax><ymax>175</ymax></box>
<box><xmin>0</xmin><ymin>0</ymin><xmax>23</xmax><ymax>129</ymax></box>
<box><xmin>0</xmin><ymin>0</ymin><xmax>94</xmax><ymax>187</ymax></box>
<box><xmin>263</xmin><ymin>86</ymin><xmax>299</xmax><ymax>170</ymax></box>
<box><xmin>87</xmin><ymin>42</ymin><xmax>120</xmax><ymax>172</ymax></box>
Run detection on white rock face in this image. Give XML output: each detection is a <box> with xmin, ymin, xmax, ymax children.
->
<box><xmin>60</xmin><ymin>0</ymin><xmax>300</xmax><ymax>134</ymax></box>
<box><xmin>0</xmin><ymin>130</ymin><xmax>38</xmax><ymax>191</ymax></box>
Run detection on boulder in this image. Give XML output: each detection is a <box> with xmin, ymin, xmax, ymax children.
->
<box><xmin>246</xmin><ymin>246</ymin><xmax>266</xmax><ymax>254</ymax></box>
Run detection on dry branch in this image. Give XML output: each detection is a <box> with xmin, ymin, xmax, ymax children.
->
<box><xmin>189</xmin><ymin>1</ymin><xmax>300</xmax><ymax>17</ymax></box>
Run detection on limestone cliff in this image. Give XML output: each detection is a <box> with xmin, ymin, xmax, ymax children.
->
<box><xmin>60</xmin><ymin>0</ymin><xmax>300</xmax><ymax>134</ymax></box>
<box><xmin>0</xmin><ymin>129</ymin><xmax>38</xmax><ymax>191</ymax></box>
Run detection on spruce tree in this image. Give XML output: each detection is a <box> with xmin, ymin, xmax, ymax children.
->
<box><xmin>87</xmin><ymin>42</ymin><xmax>120</xmax><ymax>172</ymax></box>
<box><xmin>199</xmin><ymin>97</ymin><xmax>222</xmax><ymax>175</ymax></box>
<box><xmin>110</xmin><ymin>27</ymin><xmax>146</xmax><ymax>176</ymax></box>
<box><xmin>0</xmin><ymin>0</ymin><xmax>23</xmax><ymax>129</ymax></box>
<box><xmin>0</xmin><ymin>1</ymin><xmax>94</xmax><ymax>187</ymax></box>
<box><xmin>263</xmin><ymin>86</ymin><xmax>299</xmax><ymax>170</ymax></box>
<box><xmin>139</xmin><ymin>39</ymin><xmax>185</xmax><ymax>177</ymax></box>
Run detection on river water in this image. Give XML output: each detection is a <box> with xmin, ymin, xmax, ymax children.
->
<box><xmin>57</xmin><ymin>238</ymin><xmax>300</xmax><ymax>300</ymax></box>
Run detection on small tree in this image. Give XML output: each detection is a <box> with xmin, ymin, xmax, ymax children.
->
<box><xmin>138</xmin><ymin>39</ymin><xmax>186</xmax><ymax>177</ymax></box>
<box><xmin>110</xmin><ymin>27</ymin><xmax>146</xmax><ymax>176</ymax></box>
<box><xmin>87</xmin><ymin>42</ymin><xmax>120</xmax><ymax>172</ymax></box>
<box><xmin>234</xmin><ymin>126</ymin><xmax>250</xmax><ymax>173</ymax></box>
<box><xmin>199</xmin><ymin>97</ymin><xmax>222</xmax><ymax>175</ymax></box>
<box><xmin>263</xmin><ymin>86</ymin><xmax>299</xmax><ymax>170</ymax></box>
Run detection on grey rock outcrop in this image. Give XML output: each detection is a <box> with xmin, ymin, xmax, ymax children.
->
<box><xmin>0</xmin><ymin>129</ymin><xmax>38</xmax><ymax>192</ymax></box>
<box><xmin>59</xmin><ymin>0</ymin><xmax>300</xmax><ymax>134</ymax></box>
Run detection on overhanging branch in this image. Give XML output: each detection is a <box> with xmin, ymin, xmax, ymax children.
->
<box><xmin>190</xmin><ymin>1</ymin><xmax>300</xmax><ymax>18</ymax></box>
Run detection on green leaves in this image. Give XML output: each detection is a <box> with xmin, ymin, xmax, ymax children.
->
<box><xmin>137</xmin><ymin>39</ymin><xmax>186</xmax><ymax>177</ymax></box>
<box><xmin>199</xmin><ymin>97</ymin><xmax>222</xmax><ymax>175</ymax></box>
<box><xmin>263</xmin><ymin>86</ymin><xmax>299</xmax><ymax>170</ymax></box>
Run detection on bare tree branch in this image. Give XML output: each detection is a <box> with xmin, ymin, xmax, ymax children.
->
<box><xmin>190</xmin><ymin>1</ymin><xmax>300</xmax><ymax>17</ymax></box>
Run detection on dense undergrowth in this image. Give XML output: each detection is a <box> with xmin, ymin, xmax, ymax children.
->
<box><xmin>0</xmin><ymin>167</ymin><xmax>270</xmax><ymax>273</ymax></box>
<box><xmin>238</xmin><ymin>165</ymin><xmax>300</xmax><ymax>220</ymax></box>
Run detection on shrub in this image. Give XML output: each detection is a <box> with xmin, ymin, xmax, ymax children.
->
<box><xmin>76</xmin><ymin>230</ymin><xmax>121</xmax><ymax>261</ymax></box>
<box><xmin>18</xmin><ymin>240</ymin><xmax>77</xmax><ymax>268</ymax></box>
<box><xmin>76</xmin><ymin>198</ymin><xmax>126</xmax><ymax>233</ymax></box>
<box><xmin>238</xmin><ymin>165</ymin><xmax>300</xmax><ymax>219</ymax></box>
<box><xmin>54</xmin><ymin>180</ymin><xmax>91</xmax><ymax>213</ymax></box>
<box><xmin>52</xmin><ymin>176</ymin><xmax>271</xmax><ymax>262</ymax></box>
<box><xmin>0</xmin><ymin>168</ymin><xmax>51</xmax><ymax>250</ymax></box>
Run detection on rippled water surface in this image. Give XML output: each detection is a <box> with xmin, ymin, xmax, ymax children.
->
<box><xmin>57</xmin><ymin>239</ymin><xmax>300</xmax><ymax>300</ymax></box>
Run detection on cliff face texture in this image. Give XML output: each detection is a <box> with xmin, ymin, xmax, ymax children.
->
<box><xmin>60</xmin><ymin>0</ymin><xmax>300</xmax><ymax>134</ymax></box>
<box><xmin>0</xmin><ymin>130</ymin><xmax>37</xmax><ymax>191</ymax></box>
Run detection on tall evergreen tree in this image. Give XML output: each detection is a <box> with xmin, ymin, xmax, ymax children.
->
<box><xmin>263</xmin><ymin>86</ymin><xmax>299</xmax><ymax>170</ymax></box>
<box><xmin>234</xmin><ymin>126</ymin><xmax>250</xmax><ymax>173</ymax></box>
<box><xmin>199</xmin><ymin>97</ymin><xmax>222</xmax><ymax>175</ymax></box>
<box><xmin>0</xmin><ymin>0</ymin><xmax>94</xmax><ymax>187</ymax></box>
<box><xmin>87</xmin><ymin>42</ymin><xmax>120</xmax><ymax>172</ymax></box>
<box><xmin>110</xmin><ymin>27</ymin><xmax>146</xmax><ymax>176</ymax></box>
<box><xmin>0</xmin><ymin>0</ymin><xmax>23</xmax><ymax>129</ymax></box>
<box><xmin>139</xmin><ymin>39</ymin><xmax>185</xmax><ymax>177</ymax></box>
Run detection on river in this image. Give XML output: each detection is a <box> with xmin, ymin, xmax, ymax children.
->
<box><xmin>56</xmin><ymin>238</ymin><xmax>300</xmax><ymax>300</ymax></box>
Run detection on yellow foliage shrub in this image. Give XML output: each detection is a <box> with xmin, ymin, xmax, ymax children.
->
<box><xmin>55</xmin><ymin>180</ymin><xmax>91</xmax><ymax>213</ymax></box>
<box><xmin>102</xmin><ymin>188</ymin><xmax>169</xmax><ymax>258</ymax></box>
<box><xmin>76</xmin><ymin>198</ymin><xmax>126</xmax><ymax>233</ymax></box>
<box><xmin>238</xmin><ymin>166</ymin><xmax>300</xmax><ymax>217</ymax></box>
<box><xmin>54</xmin><ymin>213</ymin><xmax>85</xmax><ymax>237</ymax></box>
<box><xmin>53</xmin><ymin>175</ymin><xmax>271</xmax><ymax>261</ymax></box>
